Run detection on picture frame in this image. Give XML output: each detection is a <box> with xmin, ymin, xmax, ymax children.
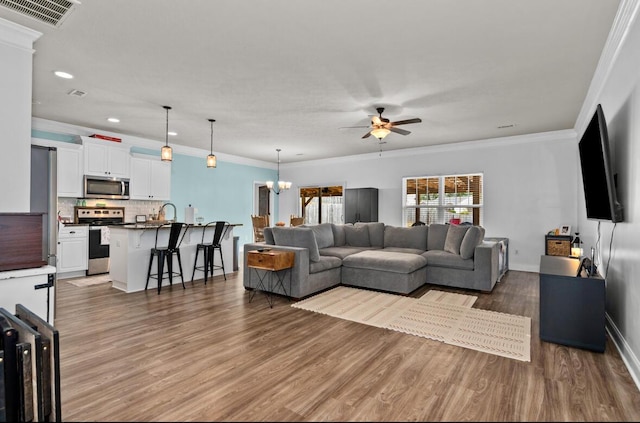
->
<box><xmin>559</xmin><ymin>225</ymin><xmax>571</xmax><ymax>236</ymax></box>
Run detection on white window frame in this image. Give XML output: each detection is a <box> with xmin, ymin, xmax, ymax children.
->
<box><xmin>402</xmin><ymin>173</ymin><xmax>483</xmax><ymax>227</ymax></box>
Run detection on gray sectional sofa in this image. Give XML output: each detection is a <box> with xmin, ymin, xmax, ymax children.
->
<box><xmin>243</xmin><ymin>222</ymin><xmax>501</xmax><ymax>300</ymax></box>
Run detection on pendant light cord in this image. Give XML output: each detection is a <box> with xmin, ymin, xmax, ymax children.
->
<box><xmin>210</xmin><ymin>119</ymin><xmax>215</xmax><ymax>153</ymax></box>
<box><xmin>164</xmin><ymin>105</ymin><xmax>171</xmax><ymax>147</ymax></box>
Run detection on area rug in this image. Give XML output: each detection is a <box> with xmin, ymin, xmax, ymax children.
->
<box><xmin>66</xmin><ymin>274</ymin><xmax>112</xmax><ymax>287</ymax></box>
<box><xmin>292</xmin><ymin>286</ymin><xmax>531</xmax><ymax>362</ymax></box>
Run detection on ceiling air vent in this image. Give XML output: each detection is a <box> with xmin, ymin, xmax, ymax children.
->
<box><xmin>67</xmin><ymin>89</ymin><xmax>86</xmax><ymax>97</ymax></box>
<box><xmin>0</xmin><ymin>0</ymin><xmax>80</xmax><ymax>28</ymax></box>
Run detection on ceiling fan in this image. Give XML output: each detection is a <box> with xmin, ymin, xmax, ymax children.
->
<box><xmin>361</xmin><ymin>107</ymin><xmax>422</xmax><ymax>140</ymax></box>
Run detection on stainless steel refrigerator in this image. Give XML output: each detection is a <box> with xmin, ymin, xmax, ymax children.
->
<box><xmin>30</xmin><ymin>145</ymin><xmax>57</xmax><ymax>319</ymax></box>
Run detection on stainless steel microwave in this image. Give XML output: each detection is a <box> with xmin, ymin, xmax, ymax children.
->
<box><xmin>84</xmin><ymin>175</ymin><xmax>130</xmax><ymax>199</ymax></box>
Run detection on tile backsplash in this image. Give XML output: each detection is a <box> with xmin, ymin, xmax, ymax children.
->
<box><xmin>58</xmin><ymin>198</ymin><xmax>165</xmax><ymax>223</ymax></box>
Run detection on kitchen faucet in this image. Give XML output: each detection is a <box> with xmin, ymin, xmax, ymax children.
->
<box><xmin>158</xmin><ymin>202</ymin><xmax>177</xmax><ymax>222</ymax></box>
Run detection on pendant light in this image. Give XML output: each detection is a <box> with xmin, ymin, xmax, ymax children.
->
<box><xmin>206</xmin><ymin>118</ymin><xmax>217</xmax><ymax>168</ymax></box>
<box><xmin>266</xmin><ymin>148</ymin><xmax>291</xmax><ymax>195</ymax></box>
<box><xmin>161</xmin><ymin>105</ymin><xmax>172</xmax><ymax>161</ymax></box>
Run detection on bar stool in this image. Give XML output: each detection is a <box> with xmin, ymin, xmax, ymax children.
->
<box><xmin>145</xmin><ymin>222</ymin><xmax>187</xmax><ymax>294</ymax></box>
<box><xmin>191</xmin><ymin>221</ymin><xmax>229</xmax><ymax>284</ymax></box>
<box><xmin>191</xmin><ymin>221</ymin><xmax>216</xmax><ymax>284</ymax></box>
<box><xmin>208</xmin><ymin>221</ymin><xmax>230</xmax><ymax>281</ymax></box>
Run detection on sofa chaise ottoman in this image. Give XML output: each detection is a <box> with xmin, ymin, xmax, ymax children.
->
<box><xmin>341</xmin><ymin>250</ymin><xmax>428</xmax><ymax>295</ymax></box>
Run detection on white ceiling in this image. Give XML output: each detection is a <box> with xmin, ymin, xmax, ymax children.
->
<box><xmin>0</xmin><ymin>0</ymin><xmax>620</xmax><ymax>164</ymax></box>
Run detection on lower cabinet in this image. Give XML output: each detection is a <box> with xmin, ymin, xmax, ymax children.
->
<box><xmin>539</xmin><ymin>255</ymin><xmax>606</xmax><ymax>352</ymax></box>
<box><xmin>57</xmin><ymin>225</ymin><xmax>88</xmax><ymax>276</ymax></box>
<box><xmin>345</xmin><ymin>188</ymin><xmax>378</xmax><ymax>223</ymax></box>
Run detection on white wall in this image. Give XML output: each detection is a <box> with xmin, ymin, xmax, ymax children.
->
<box><xmin>574</xmin><ymin>0</ymin><xmax>640</xmax><ymax>388</ymax></box>
<box><xmin>0</xmin><ymin>18</ymin><xmax>41</xmax><ymax>212</ymax></box>
<box><xmin>277</xmin><ymin>130</ymin><xmax>578</xmax><ymax>272</ymax></box>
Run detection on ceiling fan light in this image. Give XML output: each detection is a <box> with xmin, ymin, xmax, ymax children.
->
<box><xmin>371</xmin><ymin>127</ymin><xmax>391</xmax><ymax>140</ymax></box>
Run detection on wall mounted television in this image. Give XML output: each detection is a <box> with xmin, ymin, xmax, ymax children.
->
<box><xmin>578</xmin><ymin>104</ymin><xmax>624</xmax><ymax>222</ymax></box>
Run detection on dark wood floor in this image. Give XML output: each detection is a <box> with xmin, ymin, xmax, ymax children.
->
<box><xmin>54</xmin><ymin>268</ymin><xmax>640</xmax><ymax>421</ymax></box>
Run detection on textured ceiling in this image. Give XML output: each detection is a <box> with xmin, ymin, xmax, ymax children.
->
<box><xmin>0</xmin><ymin>0</ymin><xmax>620</xmax><ymax>163</ymax></box>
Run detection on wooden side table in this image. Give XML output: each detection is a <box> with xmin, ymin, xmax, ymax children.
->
<box><xmin>247</xmin><ymin>249</ymin><xmax>295</xmax><ymax>308</ymax></box>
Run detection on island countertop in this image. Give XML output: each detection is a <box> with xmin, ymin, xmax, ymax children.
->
<box><xmin>112</xmin><ymin>222</ymin><xmax>243</xmax><ymax>230</ymax></box>
<box><xmin>107</xmin><ymin>223</ymin><xmax>241</xmax><ymax>293</ymax></box>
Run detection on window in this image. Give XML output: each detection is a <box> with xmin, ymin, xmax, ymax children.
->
<box><xmin>402</xmin><ymin>174</ymin><xmax>483</xmax><ymax>227</ymax></box>
<box><xmin>298</xmin><ymin>185</ymin><xmax>344</xmax><ymax>224</ymax></box>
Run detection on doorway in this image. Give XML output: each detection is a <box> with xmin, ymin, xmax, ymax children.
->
<box><xmin>253</xmin><ymin>182</ymin><xmax>273</xmax><ymax>223</ymax></box>
<box><xmin>298</xmin><ymin>185</ymin><xmax>344</xmax><ymax>224</ymax></box>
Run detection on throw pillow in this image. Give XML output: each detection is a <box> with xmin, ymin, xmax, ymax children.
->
<box><xmin>427</xmin><ymin>223</ymin><xmax>449</xmax><ymax>251</ymax></box>
<box><xmin>344</xmin><ymin>225</ymin><xmax>370</xmax><ymax>247</ymax></box>
<box><xmin>459</xmin><ymin>226</ymin><xmax>483</xmax><ymax>259</ymax></box>
<box><xmin>332</xmin><ymin>224</ymin><xmax>350</xmax><ymax>246</ymax></box>
<box><xmin>271</xmin><ymin>227</ymin><xmax>320</xmax><ymax>262</ymax></box>
<box><xmin>444</xmin><ymin>224</ymin><xmax>470</xmax><ymax>255</ymax></box>
<box><xmin>355</xmin><ymin>222</ymin><xmax>385</xmax><ymax>247</ymax></box>
<box><xmin>308</xmin><ymin>223</ymin><xmax>334</xmax><ymax>249</ymax></box>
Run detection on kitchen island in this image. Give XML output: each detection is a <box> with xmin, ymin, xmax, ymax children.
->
<box><xmin>108</xmin><ymin>223</ymin><xmax>241</xmax><ymax>293</ymax></box>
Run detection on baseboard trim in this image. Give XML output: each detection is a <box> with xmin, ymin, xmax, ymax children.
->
<box><xmin>606</xmin><ymin>312</ymin><xmax>640</xmax><ymax>392</ymax></box>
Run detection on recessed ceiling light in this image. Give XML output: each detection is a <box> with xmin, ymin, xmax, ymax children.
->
<box><xmin>168</xmin><ymin>131</ymin><xmax>177</xmax><ymax>136</ymax></box>
<box><xmin>107</xmin><ymin>117</ymin><xmax>120</xmax><ymax>123</ymax></box>
<box><xmin>54</xmin><ymin>71</ymin><xmax>74</xmax><ymax>79</ymax></box>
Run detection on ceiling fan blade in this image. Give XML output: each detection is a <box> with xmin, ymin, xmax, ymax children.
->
<box><xmin>362</xmin><ymin>131</ymin><xmax>372</xmax><ymax>139</ymax></box>
<box><xmin>339</xmin><ymin>125</ymin><xmax>370</xmax><ymax>130</ymax></box>
<box><xmin>390</xmin><ymin>118</ymin><xmax>422</xmax><ymax>126</ymax></box>
<box><xmin>390</xmin><ymin>127</ymin><xmax>411</xmax><ymax>136</ymax></box>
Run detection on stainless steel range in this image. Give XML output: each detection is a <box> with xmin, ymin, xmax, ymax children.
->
<box><xmin>74</xmin><ymin>206</ymin><xmax>125</xmax><ymax>275</ymax></box>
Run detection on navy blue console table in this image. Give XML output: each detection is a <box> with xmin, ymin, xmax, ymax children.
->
<box><xmin>539</xmin><ymin>255</ymin><xmax>606</xmax><ymax>352</ymax></box>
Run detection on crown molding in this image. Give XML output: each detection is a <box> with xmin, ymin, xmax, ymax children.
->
<box><xmin>0</xmin><ymin>16</ymin><xmax>41</xmax><ymax>51</ymax></box>
<box><xmin>282</xmin><ymin>129</ymin><xmax>577</xmax><ymax>169</ymax></box>
<box><xmin>31</xmin><ymin>117</ymin><xmax>274</xmax><ymax>169</ymax></box>
<box><xmin>574</xmin><ymin>0</ymin><xmax>640</xmax><ymax>135</ymax></box>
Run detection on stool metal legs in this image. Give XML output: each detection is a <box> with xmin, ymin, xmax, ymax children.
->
<box><xmin>192</xmin><ymin>244</ymin><xmax>213</xmax><ymax>284</ymax></box>
<box><xmin>146</xmin><ymin>249</ymin><xmax>185</xmax><ymax>294</ymax></box>
<box><xmin>209</xmin><ymin>246</ymin><xmax>226</xmax><ymax>281</ymax></box>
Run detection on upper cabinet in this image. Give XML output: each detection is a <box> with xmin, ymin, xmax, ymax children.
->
<box><xmin>129</xmin><ymin>155</ymin><xmax>171</xmax><ymax>201</ymax></box>
<box><xmin>57</xmin><ymin>144</ymin><xmax>83</xmax><ymax>198</ymax></box>
<box><xmin>81</xmin><ymin>136</ymin><xmax>130</xmax><ymax>178</ymax></box>
<box><xmin>345</xmin><ymin>188</ymin><xmax>379</xmax><ymax>223</ymax></box>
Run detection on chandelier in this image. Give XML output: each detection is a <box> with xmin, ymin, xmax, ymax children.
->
<box><xmin>266</xmin><ymin>148</ymin><xmax>291</xmax><ymax>195</ymax></box>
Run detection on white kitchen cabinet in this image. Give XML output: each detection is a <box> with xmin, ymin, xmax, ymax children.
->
<box><xmin>57</xmin><ymin>225</ymin><xmax>88</xmax><ymax>277</ymax></box>
<box><xmin>57</xmin><ymin>145</ymin><xmax>83</xmax><ymax>197</ymax></box>
<box><xmin>0</xmin><ymin>265</ymin><xmax>56</xmax><ymax>323</ymax></box>
<box><xmin>129</xmin><ymin>155</ymin><xmax>171</xmax><ymax>200</ymax></box>
<box><xmin>82</xmin><ymin>136</ymin><xmax>130</xmax><ymax>178</ymax></box>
